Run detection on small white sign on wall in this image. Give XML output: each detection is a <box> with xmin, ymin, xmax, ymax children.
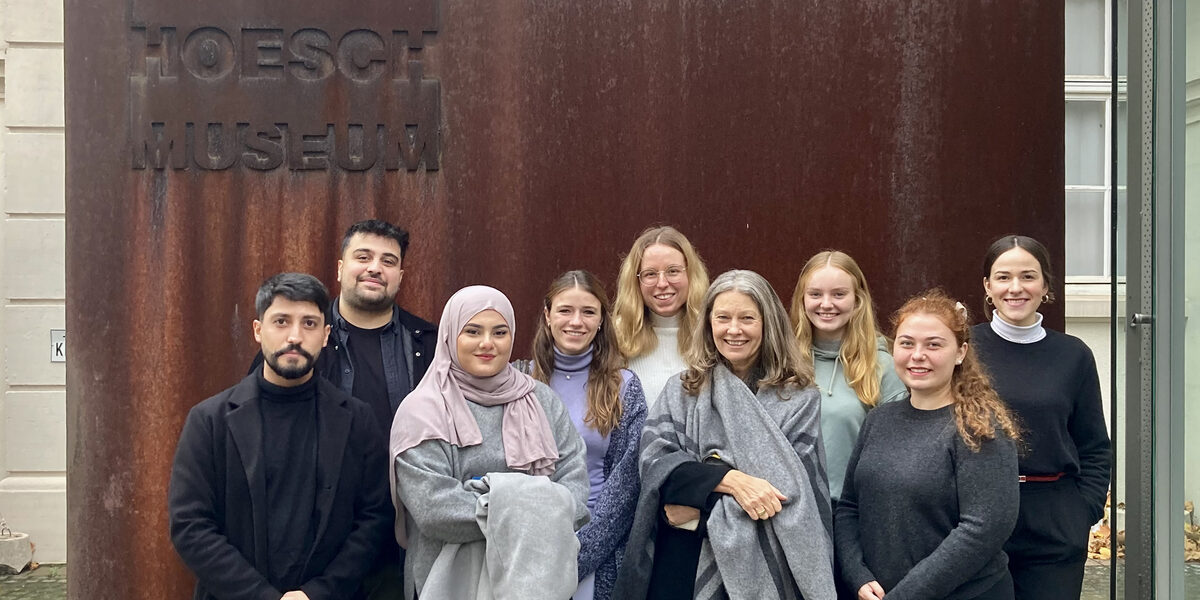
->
<box><xmin>51</xmin><ymin>329</ymin><xmax>65</xmax><ymax>363</ymax></box>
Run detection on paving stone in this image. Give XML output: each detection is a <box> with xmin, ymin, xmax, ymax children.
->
<box><xmin>0</xmin><ymin>564</ymin><xmax>66</xmax><ymax>600</ymax></box>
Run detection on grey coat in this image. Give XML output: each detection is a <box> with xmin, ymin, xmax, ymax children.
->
<box><xmin>393</xmin><ymin>382</ymin><xmax>590</xmax><ymax>600</ymax></box>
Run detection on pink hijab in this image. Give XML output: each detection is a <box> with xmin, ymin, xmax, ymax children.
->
<box><xmin>388</xmin><ymin>286</ymin><xmax>559</xmax><ymax>545</ymax></box>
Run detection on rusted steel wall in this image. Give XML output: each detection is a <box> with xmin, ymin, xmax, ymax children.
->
<box><xmin>65</xmin><ymin>0</ymin><xmax>1062</xmax><ymax>597</ymax></box>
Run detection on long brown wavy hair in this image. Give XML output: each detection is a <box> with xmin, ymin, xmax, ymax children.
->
<box><xmin>890</xmin><ymin>289</ymin><xmax>1022</xmax><ymax>451</ymax></box>
<box><xmin>531</xmin><ymin>270</ymin><xmax>625</xmax><ymax>436</ymax></box>
<box><xmin>681</xmin><ymin>270</ymin><xmax>814</xmax><ymax>396</ymax></box>
<box><xmin>789</xmin><ymin>250</ymin><xmax>887</xmax><ymax>406</ymax></box>
<box><xmin>612</xmin><ymin>226</ymin><xmax>710</xmax><ymax>359</ymax></box>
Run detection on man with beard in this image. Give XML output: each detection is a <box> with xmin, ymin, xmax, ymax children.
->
<box><xmin>251</xmin><ymin>219</ymin><xmax>435</xmax><ymax>597</ymax></box>
<box><xmin>323</xmin><ymin>219</ymin><xmax>434</xmax><ymax>437</ymax></box>
<box><xmin>170</xmin><ymin>273</ymin><xmax>391</xmax><ymax>600</ymax></box>
<box><xmin>323</xmin><ymin>219</ymin><xmax>435</xmax><ymax>597</ymax></box>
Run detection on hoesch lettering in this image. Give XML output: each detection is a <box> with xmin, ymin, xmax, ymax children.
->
<box><xmin>129</xmin><ymin>25</ymin><xmax>441</xmax><ymax>172</ymax></box>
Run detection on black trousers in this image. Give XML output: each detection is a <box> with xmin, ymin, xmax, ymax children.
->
<box><xmin>362</xmin><ymin>544</ymin><xmax>404</xmax><ymax>600</ymax></box>
<box><xmin>1004</xmin><ymin>478</ymin><xmax>1092</xmax><ymax>600</ymax></box>
<box><xmin>970</xmin><ymin>571</ymin><xmax>1016</xmax><ymax>600</ymax></box>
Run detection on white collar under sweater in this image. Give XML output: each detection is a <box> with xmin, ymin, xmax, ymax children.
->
<box><xmin>989</xmin><ymin>311</ymin><xmax>1046</xmax><ymax>344</ymax></box>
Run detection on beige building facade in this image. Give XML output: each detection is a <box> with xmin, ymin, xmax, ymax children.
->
<box><xmin>0</xmin><ymin>0</ymin><xmax>66</xmax><ymax>563</ymax></box>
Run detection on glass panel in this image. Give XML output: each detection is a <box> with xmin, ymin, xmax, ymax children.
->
<box><xmin>1066</xmin><ymin>189</ymin><xmax>1107</xmax><ymax>277</ymax></box>
<box><xmin>1181</xmin><ymin>2</ymin><xmax>1198</xmax><ymax>594</ymax></box>
<box><xmin>1109</xmin><ymin>1</ymin><xmax>1127</xmax><ymax>597</ymax></box>
<box><xmin>1116</xmin><ymin>100</ymin><xmax>1127</xmax><ymax>279</ymax></box>
<box><xmin>1115</xmin><ymin>0</ymin><xmax>1128</xmax><ymax>79</ymax></box>
<box><xmin>1067</xmin><ymin>100</ymin><xmax>1107</xmax><ymax>185</ymax></box>
<box><xmin>1115</xmin><ymin>187</ymin><xmax>1127</xmax><ymax>279</ymax></box>
<box><xmin>1116</xmin><ymin>101</ymin><xmax>1128</xmax><ymax>188</ymax></box>
<box><xmin>1066</xmin><ymin>0</ymin><xmax>1107</xmax><ymax>75</ymax></box>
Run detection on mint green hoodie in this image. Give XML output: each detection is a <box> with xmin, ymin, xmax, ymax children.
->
<box><xmin>812</xmin><ymin>337</ymin><xmax>908</xmax><ymax>502</ymax></box>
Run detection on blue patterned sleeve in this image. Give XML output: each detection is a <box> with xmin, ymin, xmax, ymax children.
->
<box><xmin>576</xmin><ymin>373</ymin><xmax>648</xmax><ymax>579</ymax></box>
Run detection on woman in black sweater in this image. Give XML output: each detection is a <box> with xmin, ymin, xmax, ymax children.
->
<box><xmin>972</xmin><ymin>235</ymin><xmax>1111</xmax><ymax>600</ymax></box>
<box><xmin>835</xmin><ymin>289</ymin><xmax>1021</xmax><ymax>600</ymax></box>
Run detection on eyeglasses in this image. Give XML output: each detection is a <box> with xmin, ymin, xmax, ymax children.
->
<box><xmin>637</xmin><ymin>266</ymin><xmax>686</xmax><ymax>286</ymax></box>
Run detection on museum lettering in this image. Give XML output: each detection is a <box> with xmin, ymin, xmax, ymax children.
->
<box><xmin>128</xmin><ymin>25</ymin><xmax>441</xmax><ymax>171</ymax></box>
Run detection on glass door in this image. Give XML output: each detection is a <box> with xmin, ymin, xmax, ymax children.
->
<box><xmin>1177</xmin><ymin>3</ymin><xmax>1198</xmax><ymax>596</ymax></box>
<box><xmin>1121</xmin><ymin>0</ymin><xmax>1195</xmax><ymax>598</ymax></box>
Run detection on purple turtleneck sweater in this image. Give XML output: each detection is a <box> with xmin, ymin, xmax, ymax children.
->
<box><xmin>550</xmin><ymin>347</ymin><xmax>611</xmax><ymax>510</ymax></box>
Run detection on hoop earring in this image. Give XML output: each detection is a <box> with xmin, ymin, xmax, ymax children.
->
<box><xmin>1042</xmin><ymin>295</ymin><xmax>1050</xmax><ymax>304</ymax></box>
<box><xmin>985</xmin><ymin>296</ymin><xmax>994</xmax><ymax>306</ymax></box>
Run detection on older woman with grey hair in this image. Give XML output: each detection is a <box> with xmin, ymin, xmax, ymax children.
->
<box><xmin>613</xmin><ymin>270</ymin><xmax>837</xmax><ymax>600</ymax></box>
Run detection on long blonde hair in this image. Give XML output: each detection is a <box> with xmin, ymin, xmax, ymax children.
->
<box><xmin>681</xmin><ymin>270</ymin><xmax>814</xmax><ymax>395</ymax></box>
<box><xmin>612</xmin><ymin>226</ymin><xmax>710</xmax><ymax>359</ymax></box>
<box><xmin>890</xmin><ymin>289</ymin><xmax>1022</xmax><ymax>451</ymax></box>
<box><xmin>530</xmin><ymin>271</ymin><xmax>625</xmax><ymax>436</ymax></box>
<box><xmin>789</xmin><ymin>251</ymin><xmax>886</xmax><ymax>406</ymax></box>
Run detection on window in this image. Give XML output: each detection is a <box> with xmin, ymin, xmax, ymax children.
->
<box><xmin>1064</xmin><ymin>0</ymin><xmax>1126</xmax><ymax>280</ymax></box>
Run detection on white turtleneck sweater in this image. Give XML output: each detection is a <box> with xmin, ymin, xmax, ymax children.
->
<box><xmin>627</xmin><ymin>313</ymin><xmax>686</xmax><ymax>410</ymax></box>
<box><xmin>988</xmin><ymin>310</ymin><xmax>1046</xmax><ymax>344</ymax></box>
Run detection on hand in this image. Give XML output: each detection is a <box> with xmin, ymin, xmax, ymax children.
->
<box><xmin>664</xmin><ymin>504</ymin><xmax>701</xmax><ymax>526</ymax></box>
<box><xmin>714</xmin><ymin>469</ymin><xmax>787</xmax><ymax>520</ymax></box>
<box><xmin>281</xmin><ymin>592</ymin><xmax>311</xmax><ymax>600</ymax></box>
<box><xmin>858</xmin><ymin>580</ymin><xmax>885</xmax><ymax>600</ymax></box>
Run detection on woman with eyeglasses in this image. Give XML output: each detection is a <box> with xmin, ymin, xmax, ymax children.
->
<box><xmin>612</xmin><ymin>226</ymin><xmax>710</xmax><ymax>408</ymax></box>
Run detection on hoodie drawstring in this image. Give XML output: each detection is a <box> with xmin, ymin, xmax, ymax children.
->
<box><xmin>827</xmin><ymin>354</ymin><xmax>839</xmax><ymax>396</ymax></box>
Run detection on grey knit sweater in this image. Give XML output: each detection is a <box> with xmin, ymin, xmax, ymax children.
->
<box><xmin>834</xmin><ymin>400</ymin><xmax>1018</xmax><ymax>600</ymax></box>
<box><xmin>393</xmin><ymin>382</ymin><xmax>591</xmax><ymax>600</ymax></box>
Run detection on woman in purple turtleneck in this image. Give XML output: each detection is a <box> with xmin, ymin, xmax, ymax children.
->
<box><xmin>529</xmin><ymin>270</ymin><xmax>648</xmax><ymax>600</ymax></box>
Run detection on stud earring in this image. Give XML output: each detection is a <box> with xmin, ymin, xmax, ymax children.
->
<box><xmin>956</xmin><ymin>359</ymin><xmax>962</xmax><ymax>365</ymax></box>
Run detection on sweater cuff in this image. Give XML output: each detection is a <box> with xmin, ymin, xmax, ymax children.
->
<box><xmin>659</xmin><ymin>461</ymin><xmax>733</xmax><ymax>508</ymax></box>
<box><xmin>844</xmin><ymin>565</ymin><xmax>876</xmax><ymax>596</ymax></box>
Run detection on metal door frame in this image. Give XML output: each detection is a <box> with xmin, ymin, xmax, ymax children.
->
<box><xmin>1124</xmin><ymin>0</ymin><xmax>1186</xmax><ymax>598</ymax></box>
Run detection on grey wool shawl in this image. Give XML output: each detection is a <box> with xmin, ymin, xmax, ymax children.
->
<box><xmin>613</xmin><ymin>365</ymin><xmax>837</xmax><ymax>600</ymax></box>
<box><xmin>421</xmin><ymin>472</ymin><xmax>581</xmax><ymax>600</ymax></box>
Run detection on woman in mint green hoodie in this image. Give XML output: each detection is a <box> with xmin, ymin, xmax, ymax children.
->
<box><xmin>789</xmin><ymin>251</ymin><xmax>908</xmax><ymax>504</ymax></box>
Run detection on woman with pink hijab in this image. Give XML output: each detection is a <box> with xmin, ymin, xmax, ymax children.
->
<box><xmin>389</xmin><ymin>286</ymin><xmax>590</xmax><ymax>599</ymax></box>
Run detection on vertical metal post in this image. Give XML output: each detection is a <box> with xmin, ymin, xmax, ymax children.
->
<box><xmin>1123</xmin><ymin>0</ymin><xmax>1155</xmax><ymax>596</ymax></box>
<box><xmin>1125</xmin><ymin>0</ymin><xmax>1186</xmax><ymax>597</ymax></box>
<box><xmin>1152</xmin><ymin>0</ymin><xmax>1186</xmax><ymax>596</ymax></box>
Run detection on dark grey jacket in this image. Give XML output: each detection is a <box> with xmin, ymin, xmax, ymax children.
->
<box><xmin>168</xmin><ymin>375</ymin><xmax>392</xmax><ymax>600</ymax></box>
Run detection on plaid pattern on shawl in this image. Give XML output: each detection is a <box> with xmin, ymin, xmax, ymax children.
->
<box><xmin>613</xmin><ymin>365</ymin><xmax>836</xmax><ymax>600</ymax></box>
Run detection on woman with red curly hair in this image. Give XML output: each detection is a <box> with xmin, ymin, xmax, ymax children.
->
<box><xmin>834</xmin><ymin>290</ymin><xmax>1020</xmax><ymax>600</ymax></box>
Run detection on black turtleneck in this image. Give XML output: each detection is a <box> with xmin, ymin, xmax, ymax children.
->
<box><xmin>256</xmin><ymin>371</ymin><xmax>319</xmax><ymax>591</ymax></box>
